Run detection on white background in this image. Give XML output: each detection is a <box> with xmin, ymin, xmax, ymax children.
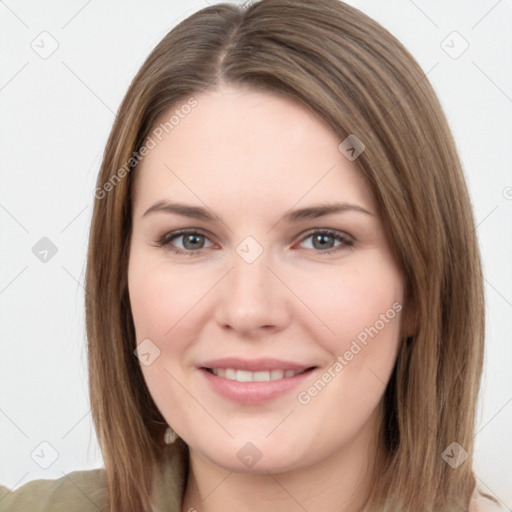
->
<box><xmin>0</xmin><ymin>0</ymin><xmax>511</xmax><ymax>508</ymax></box>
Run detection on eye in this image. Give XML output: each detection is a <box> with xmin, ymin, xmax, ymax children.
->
<box><xmin>156</xmin><ymin>229</ymin><xmax>214</xmax><ymax>256</ymax></box>
<box><xmin>156</xmin><ymin>228</ymin><xmax>354</xmax><ymax>256</ymax></box>
<box><xmin>296</xmin><ymin>229</ymin><xmax>354</xmax><ymax>254</ymax></box>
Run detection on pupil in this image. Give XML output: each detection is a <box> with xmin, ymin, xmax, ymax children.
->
<box><xmin>315</xmin><ymin>234</ymin><xmax>332</xmax><ymax>249</ymax></box>
<box><xmin>185</xmin><ymin>234</ymin><xmax>202</xmax><ymax>249</ymax></box>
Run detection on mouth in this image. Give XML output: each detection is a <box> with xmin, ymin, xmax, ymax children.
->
<box><xmin>201</xmin><ymin>367</ymin><xmax>316</xmax><ymax>382</ymax></box>
<box><xmin>198</xmin><ymin>364</ymin><xmax>318</xmax><ymax>404</ymax></box>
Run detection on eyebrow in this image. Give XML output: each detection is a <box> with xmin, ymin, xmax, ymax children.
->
<box><xmin>142</xmin><ymin>200</ymin><xmax>374</xmax><ymax>222</ymax></box>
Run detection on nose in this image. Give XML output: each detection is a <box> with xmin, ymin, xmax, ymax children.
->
<box><xmin>213</xmin><ymin>248</ymin><xmax>291</xmax><ymax>336</ymax></box>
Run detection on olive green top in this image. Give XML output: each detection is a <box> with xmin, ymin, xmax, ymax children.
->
<box><xmin>0</xmin><ymin>439</ymin><xmax>507</xmax><ymax>511</ymax></box>
<box><xmin>0</xmin><ymin>438</ymin><xmax>188</xmax><ymax>512</ymax></box>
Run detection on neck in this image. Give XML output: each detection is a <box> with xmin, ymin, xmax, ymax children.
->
<box><xmin>181</xmin><ymin>407</ymin><xmax>386</xmax><ymax>512</ymax></box>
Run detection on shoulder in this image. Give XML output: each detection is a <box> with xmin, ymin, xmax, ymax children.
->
<box><xmin>0</xmin><ymin>468</ymin><xmax>106</xmax><ymax>512</ymax></box>
<box><xmin>469</xmin><ymin>481</ymin><xmax>508</xmax><ymax>512</ymax></box>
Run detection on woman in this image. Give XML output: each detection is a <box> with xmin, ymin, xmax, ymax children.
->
<box><xmin>0</xmin><ymin>0</ymin><xmax>506</xmax><ymax>511</ymax></box>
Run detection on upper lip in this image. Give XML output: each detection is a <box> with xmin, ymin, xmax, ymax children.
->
<box><xmin>199</xmin><ymin>358</ymin><xmax>316</xmax><ymax>372</ymax></box>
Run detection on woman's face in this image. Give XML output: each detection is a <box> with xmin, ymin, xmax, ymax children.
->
<box><xmin>128</xmin><ymin>84</ymin><xmax>406</xmax><ymax>473</ymax></box>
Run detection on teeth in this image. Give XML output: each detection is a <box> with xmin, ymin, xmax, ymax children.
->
<box><xmin>210</xmin><ymin>368</ymin><xmax>304</xmax><ymax>381</ymax></box>
<box><xmin>270</xmin><ymin>369</ymin><xmax>284</xmax><ymax>380</ymax></box>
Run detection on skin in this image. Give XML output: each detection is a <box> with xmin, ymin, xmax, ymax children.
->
<box><xmin>128</xmin><ymin>84</ymin><xmax>410</xmax><ymax>512</ymax></box>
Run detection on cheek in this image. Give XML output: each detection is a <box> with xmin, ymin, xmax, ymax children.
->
<box><xmin>290</xmin><ymin>256</ymin><xmax>404</xmax><ymax>352</ymax></box>
<box><xmin>295</xmin><ymin>257</ymin><xmax>404</xmax><ymax>423</ymax></box>
<box><xmin>128</xmin><ymin>260</ymin><xmax>199</xmax><ymax>423</ymax></box>
<box><xmin>128</xmin><ymin>254</ymin><xmax>214</xmax><ymax>392</ymax></box>
<box><xmin>128</xmin><ymin>256</ymin><xmax>206</xmax><ymax>343</ymax></box>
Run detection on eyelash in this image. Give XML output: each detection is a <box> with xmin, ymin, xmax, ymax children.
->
<box><xmin>155</xmin><ymin>228</ymin><xmax>354</xmax><ymax>256</ymax></box>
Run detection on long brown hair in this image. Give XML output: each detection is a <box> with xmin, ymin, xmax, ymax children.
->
<box><xmin>85</xmin><ymin>1</ymin><xmax>485</xmax><ymax>510</ymax></box>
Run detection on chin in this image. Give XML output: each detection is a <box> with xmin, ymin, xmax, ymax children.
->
<box><xmin>190</xmin><ymin>436</ymin><xmax>313</xmax><ymax>475</ymax></box>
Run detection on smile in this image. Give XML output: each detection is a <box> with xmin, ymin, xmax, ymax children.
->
<box><xmin>200</xmin><ymin>365</ymin><xmax>317</xmax><ymax>404</ymax></box>
<box><xmin>206</xmin><ymin>368</ymin><xmax>310</xmax><ymax>381</ymax></box>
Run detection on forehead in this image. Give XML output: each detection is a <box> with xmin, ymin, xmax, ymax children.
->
<box><xmin>132</xmin><ymin>85</ymin><xmax>374</xmax><ymax>216</ymax></box>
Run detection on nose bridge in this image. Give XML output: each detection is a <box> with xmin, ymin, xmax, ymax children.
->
<box><xmin>214</xmin><ymin>241</ymin><xmax>289</xmax><ymax>333</ymax></box>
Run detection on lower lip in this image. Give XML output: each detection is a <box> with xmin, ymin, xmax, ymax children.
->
<box><xmin>199</xmin><ymin>368</ymin><xmax>316</xmax><ymax>405</ymax></box>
